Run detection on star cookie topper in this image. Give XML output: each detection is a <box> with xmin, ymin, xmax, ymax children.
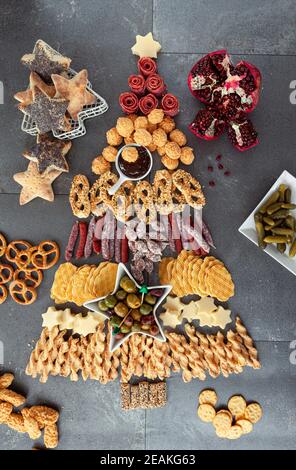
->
<box><xmin>84</xmin><ymin>263</ymin><xmax>172</xmax><ymax>352</ymax></box>
<box><xmin>131</xmin><ymin>32</ymin><xmax>161</xmax><ymax>58</ymax></box>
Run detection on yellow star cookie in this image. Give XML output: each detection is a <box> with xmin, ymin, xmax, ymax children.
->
<box><xmin>181</xmin><ymin>301</ymin><xmax>199</xmax><ymax>322</ymax></box>
<box><xmin>211</xmin><ymin>306</ymin><xmax>232</xmax><ymax>329</ymax></box>
<box><xmin>131</xmin><ymin>32</ymin><xmax>161</xmax><ymax>58</ymax></box>
<box><xmin>73</xmin><ymin>313</ymin><xmax>99</xmax><ymax>336</ymax></box>
<box><xmin>162</xmin><ymin>296</ymin><xmax>184</xmax><ymax>315</ymax></box>
<box><xmin>159</xmin><ymin>310</ymin><xmax>182</xmax><ymax>328</ymax></box>
<box><xmin>42</xmin><ymin>307</ymin><xmax>63</xmax><ymax>330</ymax></box>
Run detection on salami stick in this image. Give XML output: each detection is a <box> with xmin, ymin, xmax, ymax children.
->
<box><xmin>65</xmin><ymin>221</ymin><xmax>79</xmax><ymax>261</ymax></box>
<box><xmin>84</xmin><ymin>216</ymin><xmax>96</xmax><ymax>258</ymax></box>
<box><xmin>94</xmin><ymin>215</ymin><xmax>105</xmax><ymax>240</ymax></box>
<box><xmin>75</xmin><ymin>222</ymin><xmax>88</xmax><ymax>259</ymax></box>
<box><xmin>121</xmin><ymin>227</ymin><xmax>129</xmax><ymax>263</ymax></box>
<box><xmin>93</xmin><ymin>239</ymin><xmax>101</xmax><ymax>254</ymax></box>
<box><xmin>169</xmin><ymin>213</ymin><xmax>183</xmax><ymax>254</ymax></box>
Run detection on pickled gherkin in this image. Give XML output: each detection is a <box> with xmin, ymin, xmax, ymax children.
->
<box><xmin>259</xmin><ymin>191</ymin><xmax>279</xmax><ymax>214</ymax></box>
<box><xmin>264</xmin><ymin>235</ymin><xmax>291</xmax><ymax>244</ymax></box>
<box><xmin>278</xmin><ymin>184</ymin><xmax>287</xmax><ymax>202</ymax></box>
<box><xmin>289</xmin><ymin>239</ymin><xmax>296</xmax><ymax>257</ymax></box>
<box><xmin>255</xmin><ymin>220</ymin><xmax>266</xmax><ymax>249</ymax></box>
<box><xmin>277</xmin><ymin>243</ymin><xmax>286</xmax><ymax>254</ymax></box>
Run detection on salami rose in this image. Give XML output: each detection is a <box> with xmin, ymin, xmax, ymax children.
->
<box><xmin>128</xmin><ymin>74</ymin><xmax>146</xmax><ymax>95</ymax></box>
<box><xmin>161</xmin><ymin>93</ymin><xmax>179</xmax><ymax>117</ymax></box>
<box><xmin>139</xmin><ymin>93</ymin><xmax>158</xmax><ymax>115</ymax></box>
<box><xmin>145</xmin><ymin>74</ymin><xmax>166</xmax><ymax>96</ymax></box>
<box><xmin>138</xmin><ymin>57</ymin><xmax>157</xmax><ymax>77</ymax></box>
<box><xmin>119</xmin><ymin>92</ymin><xmax>139</xmax><ymax>114</ymax></box>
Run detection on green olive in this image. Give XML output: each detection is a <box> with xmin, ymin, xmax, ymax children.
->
<box><xmin>114</xmin><ymin>302</ymin><xmax>129</xmax><ymax>318</ymax></box>
<box><xmin>126</xmin><ymin>294</ymin><xmax>142</xmax><ymax>309</ymax></box>
<box><xmin>131</xmin><ymin>309</ymin><xmax>142</xmax><ymax>321</ymax></box>
<box><xmin>140</xmin><ymin>303</ymin><xmax>153</xmax><ymax>316</ymax></box>
<box><xmin>109</xmin><ymin>315</ymin><xmax>121</xmax><ymax>327</ymax></box>
<box><xmin>131</xmin><ymin>321</ymin><xmax>142</xmax><ymax>332</ymax></box>
<box><xmin>144</xmin><ymin>294</ymin><xmax>157</xmax><ymax>305</ymax></box>
<box><xmin>120</xmin><ymin>324</ymin><xmax>131</xmax><ymax>334</ymax></box>
<box><xmin>98</xmin><ymin>300</ymin><xmax>108</xmax><ymax>312</ymax></box>
<box><xmin>120</xmin><ymin>276</ymin><xmax>137</xmax><ymax>293</ymax></box>
<box><xmin>115</xmin><ymin>289</ymin><xmax>127</xmax><ymax>301</ymax></box>
<box><xmin>105</xmin><ymin>295</ymin><xmax>118</xmax><ymax>309</ymax></box>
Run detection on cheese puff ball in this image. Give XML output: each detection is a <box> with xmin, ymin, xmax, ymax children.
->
<box><xmin>148</xmin><ymin>108</ymin><xmax>164</xmax><ymax>125</ymax></box>
<box><xmin>92</xmin><ymin>156</ymin><xmax>111</xmax><ymax>175</ymax></box>
<box><xmin>116</xmin><ymin>117</ymin><xmax>134</xmax><ymax>137</ymax></box>
<box><xmin>148</xmin><ymin>143</ymin><xmax>157</xmax><ymax>152</ymax></box>
<box><xmin>159</xmin><ymin>116</ymin><xmax>176</xmax><ymax>133</ymax></box>
<box><xmin>127</xmin><ymin>113</ymin><xmax>138</xmax><ymax>122</ymax></box>
<box><xmin>133</xmin><ymin>128</ymin><xmax>152</xmax><ymax>146</ymax></box>
<box><xmin>106</xmin><ymin>127</ymin><xmax>123</xmax><ymax>146</ymax></box>
<box><xmin>170</xmin><ymin>129</ymin><xmax>187</xmax><ymax>147</ymax></box>
<box><xmin>157</xmin><ymin>146</ymin><xmax>166</xmax><ymax>156</ymax></box>
<box><xmin>161</xmin><ymin>155</ymin><xmax>179</xmax><ymax>170</ymax></box>
<box><xmin>122</xmin><ymin>146</ymin><xmax>139</xmax><ymax>163</ymax></box>
<box><xmin>134</xmin><ymin>116</ymin><xmax>149</xmax><ymax>130</ymax></box>
<box><xmin>180</xmin><ymin>146</ymin><xmax>195</xmax><ymax>165</ymax></box>
<box><xmin>165</xmin><ymin>141</ymin><xmax>181</xmax><ymax>160</ymax></box>
<box><xmin>125</xmin><ymin>135</ymin><xmax>134</xmax><ymax>145</ymax></box>
<box><xmin>102</xmin><ymin>146</ymin><xmax>117</xmax><ymax>162</ymax></box>
<box><xmin>152</xmin><ymin>128</ymin><xmax>167</xmax><ymax>148</ymax></box>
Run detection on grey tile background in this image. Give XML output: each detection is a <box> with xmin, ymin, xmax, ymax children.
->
<box><xmin>0</xmin><ymin>0</ymin><xmax>296</xmax><ymax>450</ymax></box>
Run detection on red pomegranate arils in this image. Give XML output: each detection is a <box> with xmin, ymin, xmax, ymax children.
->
<box><xmin>208</xmin><ymin>165</ymin><xmax>213</xmax><ymax>172</ymax></box>
<box><xmin>216</xmin><ymin>154</ymin><xmax>222</xmax><ymax>161</ymax></box>
<box><xmin>75</xmin><ymin>222</ymin><xmax>88</xmax><ymax>259</ymax></box>
<box><xmin>209</xmin><ymin>180</ymin><xmax>215</xmax><ymax>187</ymax></box>
<box><xmin>218</xmin><ymin>163</ymin><xmax>224</xmax><ymax>170</ymax></box>
<box><xmin>224</xmin><ymin>170</ymin><xmax>231</xmax><ymax>176</ymax></box>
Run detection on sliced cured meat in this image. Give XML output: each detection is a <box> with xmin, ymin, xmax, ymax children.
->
<box><xmin>138</xmin><ymin>57</ymin><xmax>157</xmax><ymax>76</ymax></box>
<box><xmin>84</xmin><ymin>215</ymin><xmax>96</xmax><ymax>258</ymax></box>
<box><xmin>138</xmin><ymin>93</ymin><xmax>158</xmax><ymax>115</ymax></box>
<box><xmin>65</xmin><ymin>221</ymin><xmax>79</xmax><ymax>261</ymax></box>
<box><xmin>119</xmin><ymin>91</ymin><xmax>139</xmax><ymax>114</ymax></box>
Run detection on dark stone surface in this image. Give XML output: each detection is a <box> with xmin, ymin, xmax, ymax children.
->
<box><xmin>0</xmin><ymin>0</ymin><xmax>295</xmax><ymax>450</ymax></box>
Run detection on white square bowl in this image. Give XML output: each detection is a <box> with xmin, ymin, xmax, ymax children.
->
<box><xmin>239</xmin><ymin>170</ymin><xmax>296</xmax><ymax>275</ymax></box>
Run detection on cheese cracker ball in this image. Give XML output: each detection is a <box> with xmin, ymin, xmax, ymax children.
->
<box><xmin>165</xmin><ymin>141</ymin><xmax>181</xmax><ymax>160</ymax></box>
<box><xmin>124</xmin><ymin>135</ymin><xmax>134</xmax><ymax>145</ymax></box>
<box><xmin>92</xmin><ymin>155</ymin><xmax>111</xmax><ymax>175</ymax></box>
<box><xmin>134</xmin><ymin>116</ymin><xmax>149</xmax><ymax>129</ymax></box>
<box><xmin>170</xmin><ymin>129</ymin><xmax>187</xmax><ymax>147</ymax></box>
<box><xmin>148</xmin><ymin>143</ymin><xmax>157</xmax><ymax>152</ymax></box>
<box><xmin>159</xmin><ymin>116</ymin><xmax>176</xmax><ymax>133</ymax></box>
<box><xmin>148</xmin><ymin>108</ymin><xmax>164</xmax><ymax>125</ymax></box>
<box><xmin>147</xmin><ymin>123</ymin><xmax>158</xmax><ymax>133</ymax></box>
<box><xmin>122</xmin><ymin>146</ymin><xmax>139</xmax><ymax>163</ymax></box>
<box><xmin>106</xmin><ymin>127</ymin><xmax>123</xmax><ymax>146</ymax></box>
<box><xmin>180</xmin><ymin>146</ymin><xmax>195</xmax><ymax>165</ymax></box>
<box><xmin>161</xmin><ymin>155</ymin><xmax>179</xmax><ymax>170</ymax></box>
<box><xmin>157</xmin><ymin>146</ymin><xmax>166</xmax><ymax>157</ymax></box>
<box><xmin>127</xmin><ymin>113</ymin><xmax>138</xmax><ymax>123</ymax></box>
<box><xmin>134</xmin><ymin>128</ymin><xmax>152</xmax><ymax>146</ymax></box>
<box><xmin>102</xmin><ymin>146</ymin><xmax>117</xmax><ymax>162</ymax></box>
<box><xmin>116</xmin><ymin>117</ymin><xmax>134</xmax><ymax>138</ymax></box>
<box><xmin>152</xmin><ymin>128</ymin><xmax>167</xmax><ymax>148</ymax></box>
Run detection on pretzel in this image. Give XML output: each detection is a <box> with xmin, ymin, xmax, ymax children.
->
<box><xmin>5</xmin><ymin>240</ymin><xmax>32</xmax><ymax>263</ymax></box>
<box><xmin>9</xmin><ymin>280</ymin><xmax>37</xmax><ymax>305</ymax></box>
<box><xmin>0</xmin><ymin>284</ymin><xmax>8</xmax><ymax>304</ymax></box>
<box><xmin>13</xmin><ymin>268</ymin><xmax>43</xmax><ymax>288</ymax></box>
<box><xmin>0</xmin><ymin>264</ymin><xmax>14</xmax><ymax>284</ymax></box>
<box><xmin>172</xmin><ymin>169</ymin><xmax>206</xmax><ymax>208</ymax></box>
<box><xmin>110</xmin><ymin>180</ymin><xmax>134</xmax><ymax>221</ymax></box>
<box><xmin>153</xmin><ymin>170</ymin><xmax>174</xmax><ymax>215</ymax></box>
<box><xmin>31</xmin><ymin>241</ymin><xmax>59</xmax><ymax>270</ymax></box>
<box><xmin>133</xmin><ymin>181</ymin><xmax>157</xmax><ymax>223</ymax></box>
<box><xmin>0</xmin><ymin>233</ymin><xmax>7</xmax><ymax>257</ymax></box>
<box><xmin>69</xmin><ymin>174</ymin><xmax>91</xmax><ymax>218</ymax></box>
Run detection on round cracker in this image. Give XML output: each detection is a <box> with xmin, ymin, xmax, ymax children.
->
<box><xmin>213</xmin><ymin>410</ymin><xmax>232</xmax><ymax>431</ymax></box>
<box><xmin>226</xmin><ymin>424</ymin><xmax>243</xmax><ymax>440</ymax></box>
<box><xmin>228</xmin><ymin>395</ymin><xmax>246</xmax><ymax>419</ymax></box>
<box><xmin>197</xmin><ymin>403</ymin><xmax>216</xmax><ymax>423</ymax></box>
<box><xmin>198</xmin><ymin>389</ymin><xmax>218</xmax><ymax>407</ymax></box>
<box><xmin>236</xmin><ymin>418</ymin><xmax>253</xmax><ymax>434</ymax></box>
<box><xmin>245</xmin><ymin>403</ymin><xmax>262</xmax><ymax>424</ymax></box>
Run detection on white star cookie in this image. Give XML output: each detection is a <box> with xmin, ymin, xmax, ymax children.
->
<box><xmin>211</xmin><ymin>306</ymin><xmax>232</xmax><ymax>329</ymax></box>
<box><xmin>162</xmin><ymin>296</ymin><xmax>184</xmax><ymax>315</ymax></box>
<box><xmin>159</xmin><ymin>310</ymin><xmax>182</xmax><ymax>328</ymax></box>
<box><xmin>73</xmin><ymin>313</ymin><xmax>100</xmax><ymax>337</ymax></box>
<box><xmin>59</xmin><ymin>308</ymin><xmax>75</xmax><ymax>330</ymax></box>
<box><xmin>131</xmin><ymin>32</ymin><xmax>161</xmax><ymax>58</ymax></box>
<box><xmin>42</xmin><ymin>306</ymin><xmax>63</xmax><ymax>330</ymax></box>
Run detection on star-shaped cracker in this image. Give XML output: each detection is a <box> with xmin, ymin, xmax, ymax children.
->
<box><xmin>162</xmin><ymin>296</ymin><xmax>184</xmax><ymax>315</ymax></box>
<box><xmin>211</xmin><ymin>306</ymin><xmax>232</xmax><ymax>329</ymax></box>
<box><xmin>24</xmin><ymin>87</ymin><xmax>69</xmax><ymax>134</ymax></box>
<box><xmin>131</xmin><ymin>32</ymin><xmax>161</xmax><ymax>58</ymax></box>
<box><xmin>73</xmin><ymin>313</ymin><xmax>100</xmax><ymax>336</ymax></box>
<box><xmin>59</xmin><ymin>308</ymin><xmax>75</xmax><ymax>330</ymax></box>
<box><xmin>13</xmin><ymin>161</ymin><xmax>62</xmax><ymax>205</ymax></box>
<box><xmin>181</xmin><ymin>301</ymin><xmax>199</xmax><ymax>322</ymax></box>
<box><xmin>42</xmin><ymin>306</ymin><xmax>63</xmax><ymax>330</ymax></box>
<box><xmin>197</xmin><ymin>297</ymin><xmax>217</xmax><ymax>315</ymax></box>
<box><xmin>197</xmin><ymin>310</ymin><xmax>214</xmax><ymax>327</ymax></box>
<box><xmin>21</xmin><ymin>39</ymin><xmax>71</xmax><ymax>83</ymax></box>
<box><xmin>14</xmin><ymin>72</ymin><xmax>56</xmax><ymax>108</ymax></box>
<box><xmin>159</xmin><ymin>309</ymin><xmax>182</xmax><ymax>328</ymax></box>
<box><xmin>23</xmin><ymin>133</ymin><xmax>71</xmax><ymax>174</ymax></box>
<box><xmin>52</xmin><ymin>69</ymin><xmax>96</xmax><ymax>120</ymax></box>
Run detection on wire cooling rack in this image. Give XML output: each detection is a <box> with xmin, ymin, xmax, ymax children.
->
<box><xmin>21</xmin><ymin>41</ymin><xmax>108</xmax><ymax>140</ymax></box>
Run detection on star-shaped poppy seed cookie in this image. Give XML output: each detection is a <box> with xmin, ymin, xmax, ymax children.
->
<box><xmin>14</xmin><ymin>72</ymin><xmax>56</xmax><ymax>108</ymax></box>
<box><xmin>24</xmin><ymin>88</ymin><xmax>69</xmax><ymax>134</ymax></box>
<box><xmin>131</xmin><ymin>32</ymin><xmax>161</xmax><ymax>58</ymax></box>
<box><xmin>21</xmin><ymin>39</ymin><xmax>71</xmax><ymax>83</ymax></box>
<box><xmin>52</xmin><ymin>69</ymin><xmax>96</xmax><ymax>120</ymax></box>
<box><xmin>13</xmin><ymin>161</ymin><xmax>62</xmax><ymax>205</ymax></box>
<box><xmin>23</xmin><ymin>133</ymin><xmax>72</xmax><ymax>174</ymax></box>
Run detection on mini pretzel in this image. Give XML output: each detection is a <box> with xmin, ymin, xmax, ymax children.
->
<box><xmin>0</xmin><ymin>233</ymin><xmax>7</xmax><ymax>257</ymax></box>
<box><xmin>5</xmin><ymin>240</ymin><xmax>32</xmax><ymax>263</ymax></box>
<box><xmin>0</xmin><ymin>284</ymin><xmax>8</xmax><ymax>304</ymax></box>
<box><xmin>14</xmin><ymin>268</ymin><xmax>43</xmax><ymax>288</ymax></box>
<box><xmin>69</xmin><ymin>174</ymin><xmax>91</xmax><ymax>218</ymax></box>
<box><xmin>0</xmin><ymin>264</ymin><xmax>14</xmax><ymax>284</ymax></box>
<box><xmin>14</xmin><ymin>246</ymin><xmax>39</xmax><ymax>271</ymax></box>
<box><xmin>9</xmin><ymin>280</ymin><xmax>37</xmax><ymax>305</ymax></box>
<box><xmin>31</xmin><ymin>241</ymin><xmax>60</xmax><ymax>270</ymax></box>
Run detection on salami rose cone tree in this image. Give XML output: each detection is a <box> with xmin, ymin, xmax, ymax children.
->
<box><xmin>188</xmin><ymin>50</ymin><xmax>261</xmax><ymax>151</ymax></box>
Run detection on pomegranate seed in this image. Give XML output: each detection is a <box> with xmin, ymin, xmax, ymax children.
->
<box><xmin>218</xmin><ymin>163</ymin><xmax>224</xmax><ymax>170</ymax></box>
<box><xmin>224</xmin><ymin>170</ymin><xmax>231</xmax><ymax>176</ymax></box>
<box><xmin>216</xmin><ymin>154</ymin><xmax>222</xmax><ymax>161</ymax></box>
<box><xmin>208</xmin><ymin>165</ymin><xmax>213</xmax><ymax>172</ymax></box>
<box><xmin>209</xmin><ymin>180</ymin><xmax>215</xmax><ymax>187</ymax></box>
